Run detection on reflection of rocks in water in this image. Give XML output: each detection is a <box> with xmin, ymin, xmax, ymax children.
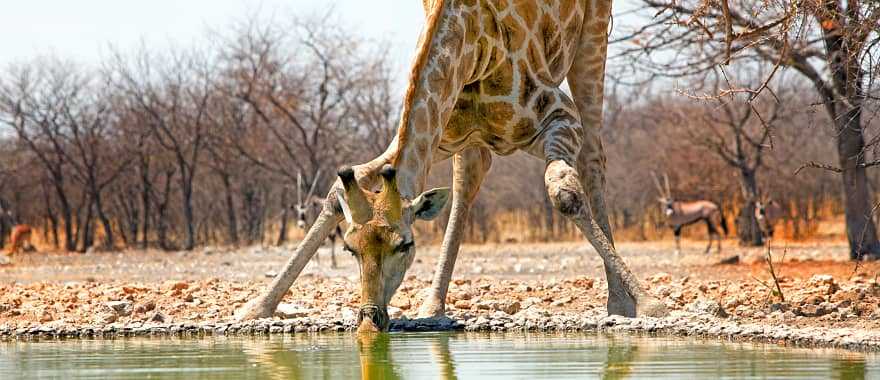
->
<box><xmin>390</xmin><ymin>316</ymin><xmax>460</xmax><ymax>331</ymax></box>
<box><xmin>601</xmin><ymin>337</ymin><xmax>638</xmax><ymax>380</ymax></box>
<box><xmin>240</xmin><ymin>337</ymin><xmax>302</xmax><ymax>380</ymax></box>
<box><xmin>241</xmin><ymin>335</ymin><xmax>360</xmax><ymax>379</ymax></box>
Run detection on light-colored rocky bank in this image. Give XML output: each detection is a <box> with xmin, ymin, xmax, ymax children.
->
<box><xmin>2</xmin><ymin>242</ymin><xmax>880</xmax><ymax>351</ymax></box>
<box><xmin>2</xmin><ymin>309</ymin><xmax>879</xmax><ymax>352</ymax></box>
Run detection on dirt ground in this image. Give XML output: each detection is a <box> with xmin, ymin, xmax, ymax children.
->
<box><xmin>1</xmin><ymin>238</ymin><xmax>879</xmax><ymax>333</ymax></box>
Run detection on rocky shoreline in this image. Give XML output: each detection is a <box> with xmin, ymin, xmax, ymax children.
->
<box><xmin>3</xmin><ymin>310</ymin><xmax>879</xmax><ymax>352</ymax></box>
<box><xmin>3</xmin><ymin>242</ymin><xmax>880</xmax><ymax>353</ymax></box>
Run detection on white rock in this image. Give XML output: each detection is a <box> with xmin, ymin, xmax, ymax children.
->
<box><xmin>105</xmin><ymin>301</ymin><xmax>133</xmax><ymax>317</ymax></box>
<box><xmin>274</xmin><ymin>303</ymin><xmax>312</xmax><ymax>319</ymax></box>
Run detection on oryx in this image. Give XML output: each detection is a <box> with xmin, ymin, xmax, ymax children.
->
<box><xmin>652</xmin><ymin>172</ymin><xmax>728</xmax><ymax>255</ymax></box>
<box><xmin>293</xmin><ymin>170</ymin><xmax>343</xmax><ymax>268</ymax></box>
<box><xmin>755</xmin><ymin>197</ymin><xmax>784</xmax><ymax>241</ymax></box>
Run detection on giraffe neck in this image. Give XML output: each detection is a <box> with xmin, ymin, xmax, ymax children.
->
<box><xmin>391</xmin><ymin>0</ymin><xmax>479</xmax><ymax>199</ymax></box>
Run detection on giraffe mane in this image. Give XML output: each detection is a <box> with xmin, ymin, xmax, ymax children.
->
<box><xmin>392</xmin><ymin>0</ymin><xmax>447</xmax><ymax>166</ymax></box>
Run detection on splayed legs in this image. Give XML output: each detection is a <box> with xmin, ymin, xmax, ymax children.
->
<box><xmin>236</xmin><ymin>154</ymin><xmax>393</xmax><ymax>321</ymax></box>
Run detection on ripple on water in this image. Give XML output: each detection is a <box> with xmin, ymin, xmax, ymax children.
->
<box><xmin>0</xmin><ymin>332</ymin><xmax>875</xmax><ymax>379</ymax></box>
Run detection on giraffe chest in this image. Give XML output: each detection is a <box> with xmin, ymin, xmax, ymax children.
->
<box><xmin>437</xmin><ymin>0</ymin><xmax>586</xmax><ymax>156</ymax></box>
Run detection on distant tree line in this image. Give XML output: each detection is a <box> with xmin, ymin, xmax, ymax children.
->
<box><xmin>0</xmin><ymin>16</ymin><xmax>396</xmax><ymax>252</ymax></box>
<box><xmin>0</xmin><ymin>8</ymin><xmax>876</xmax><ymax>259</ymax></box>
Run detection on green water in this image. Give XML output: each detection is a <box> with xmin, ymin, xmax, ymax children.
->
<box><xmin>0</xmin><ymin>332</ymin><xmax>875</xmax><ymax>379</ymax></box>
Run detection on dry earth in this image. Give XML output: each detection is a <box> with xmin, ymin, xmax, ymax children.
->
<box><xmin>1</xmin><ymin>239</ymin><xmax>879</xmax><ymax>346</ymax></box>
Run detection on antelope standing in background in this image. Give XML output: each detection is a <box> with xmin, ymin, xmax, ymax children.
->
<box><xmin>755</xmin><ymin>197</ymin><xmax>784</xmax><ymax>241</ymax></box>
<box><xmin>1</xmin><ymin>205</ymin><xmax>34</xmax><ymax>262</ymax></box>
<box><xmin>6</xmin><ymin>224</ymin><xmax>33</xmax><ymax>257</ymax></box>
<box><xmin>292</xmin><ymin>171</ymin><xmax>342</xmax><ymax>268</ymax></box>
<box><xmin>653</xmin><ymin>173</ymin><xmax>728</xmax><ymax>255</ymax></box>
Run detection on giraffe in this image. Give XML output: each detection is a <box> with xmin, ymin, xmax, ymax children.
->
<box><xmin>237</xmin><ymin>0</ymin><xmax>668</xmax><ymax>330</ymax></box>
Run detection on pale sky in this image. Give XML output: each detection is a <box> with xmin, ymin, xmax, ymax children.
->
<box><xmin>0</xmin><ymin>1</ymin><xmax>646</xmax><ymax>86</ymax></box>
<box><xmin>0</xmin><ymin>0</ymin><xmax>425</xmax><ymax>74</ymax></box>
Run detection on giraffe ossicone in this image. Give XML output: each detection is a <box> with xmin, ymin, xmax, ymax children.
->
<box><xmin>236</xmin><ymin>0</ymin><xmax>667</xmax><ymax>329</ymax></box>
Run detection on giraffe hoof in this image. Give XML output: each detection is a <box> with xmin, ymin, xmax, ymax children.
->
<box><xmin>235</xmin><ymin>295</ymin><xmax>276</xmax><ymax>321</ymax></box>
<box><xmin>417</xmin><ymin>299</ymin><xmax>446</xmax><ymax>318</ymax></box>
<box><xmin>637</xmin><ymin>296</ymin><xmax>669</xmax><ymax>318</ymax></box>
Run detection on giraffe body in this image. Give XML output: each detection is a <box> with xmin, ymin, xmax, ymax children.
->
<box><xmin>433</xmin><ymin>0</ymin><xmax>585</xmax><ymax>158</ymax></box>
<box><xmin>238</xmin><ymin>0</ymin><xmax>667</xmax><ymax>327</ymax></box>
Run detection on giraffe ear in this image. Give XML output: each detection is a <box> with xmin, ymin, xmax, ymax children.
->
<box><xmin>411</xmin><ymin>187</ymin><xmax>450</xmax><ymax>221</ymax></box>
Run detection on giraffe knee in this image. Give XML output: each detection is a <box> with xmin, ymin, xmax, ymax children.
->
<box><xmin>545</xmin><ymin>161</ymin><xmax>585</xmax><ymax>218</ymax></box>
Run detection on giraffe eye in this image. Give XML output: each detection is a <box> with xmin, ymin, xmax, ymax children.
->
<box><xmin>394</xmin><ymin>241</ymin><xmax>414</xmax><ymax>253</ymax></box>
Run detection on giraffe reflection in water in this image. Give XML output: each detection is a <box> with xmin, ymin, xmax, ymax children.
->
<box><xmin>237</xmin><ymin>333</ymin><xmax>870</xmax><ymax>379</ymax></box>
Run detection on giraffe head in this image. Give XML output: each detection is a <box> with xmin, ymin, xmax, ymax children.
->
<box><xmin>335</xmin><ymin>164</ymin><xmax>449</xmax><ymax>333</ymax></box>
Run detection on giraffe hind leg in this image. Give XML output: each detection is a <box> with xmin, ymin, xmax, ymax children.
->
<box><xmin>563</xmin><ymin>0</ymin><xmax>668</xmax><ymax>315</ymax></box>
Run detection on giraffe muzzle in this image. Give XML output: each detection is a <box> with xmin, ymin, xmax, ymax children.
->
<box><xmin>357</xmin><ymin>304</ymin><xmax>389</xmax><ymax>333</ymax></box>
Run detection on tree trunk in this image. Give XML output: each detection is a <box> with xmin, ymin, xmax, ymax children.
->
<box><xmin>117</xmin><ymin>192</ymin><xmax>139</xmax><ymax>247</ymax></box>
<box><xmin>0</xmin><ymin>216</ymin><xmax>6</xmax><ymax>249</ymax></box>
<box><xmin>80</xmin><ymin>201</ymin><xmax>95</xmax><ymax>253</ymax></box>
<box><xmin>139</xmin><ymin>158</ymin><xmax>151</xmax><ymax>250</ymax></box>
<box><xmin>837</xmin><ymin>111</ymin><xmax>880</xmax><ymax>259</ymax></box>
<box><xmin>242</xmin><ymin>187</ymin><xmax>259</xmax><ymax>244</ymax></box>
<box><xmin>54</xmin><ymin>182</ymin><xmax>76</xmax><ymax>252</ymax></box>
<box><xmin>736</xmin><ymin>169</ymin><xmax>763</xmax><ymax>246</ymax></box>
<box><xmin>93</xmin><ymin>190</ymin><xmax>113</xmax><ymax>249</ymax></box>
<box><xmin>156</xmin><ymin>172</ymin><xmax>173</xmax><ymax>251</ymax></box>
<box><xmin>156</xmin><ymin>211</ymin><xmax>170</xmax><ymax>250</ymax></box>
<box><xmin>222</xmin><ymin>174</ymin><xmax>240</xmax><ymax>246</ymax></box>
<box><xmin>276</xmin><ymin>188</ymin><xmax>289</xmax><ymax>246</ymax></box>
<box><xmin>821</xmin><ymin>15</ymin><xmax>880</xmax><ymax>260</ymax></box>
<box><xmin>182</xmin><ymin>182</ymin><xmax>196</xmax><ymax>250</ymax></box>
<box><xmin>44</xmin><ymin>197</ymin><xmax>59</xmax><ymax>249</ymax></box>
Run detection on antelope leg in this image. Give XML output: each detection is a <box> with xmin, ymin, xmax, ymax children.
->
<box><xmin>674</xmin><ymin>226</ymin><xmax>682</xmax><ymax>255</ymax></box>
<box><xmin>330</xmin><ymin>228</ymin><xmax>338</xmax><ymax>269</ymax></box>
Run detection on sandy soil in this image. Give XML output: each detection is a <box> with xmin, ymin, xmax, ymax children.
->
<box><xmin>1</xmin><ymin>239</ymin><xmax>879</xmax><ymax>334</ymax></box>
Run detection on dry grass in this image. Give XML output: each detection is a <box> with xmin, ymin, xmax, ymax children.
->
<box><xmin>10</xmin><ymin>198</ymin><xmax>850</xmax><ymax>253</ymax></box>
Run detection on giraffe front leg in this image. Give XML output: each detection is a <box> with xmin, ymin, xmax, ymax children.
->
<box><xmin>418</xmin><ymin>147</ymin><xmax>491</xmax><ymax>318</ymax></box>
<box><xmin>538</xmin><ymin>115</ymin><xmax>667</xmax><ymax>318</ymax></box>
<box><xmin>236</xmin><ymin>153</ymin><xmax>392</xmax><ymax>321</ymax></box>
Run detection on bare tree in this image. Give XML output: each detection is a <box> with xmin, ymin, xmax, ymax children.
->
<box><xmin>0</xmin><ymin>60</ymin><xmax>87</xmax><ymax>251</ymax></box>
<box><xmin>109</xmin><ymin>49</ymin><xmax>215</xmax><ymax>250</ymax></box>
<box><xmin>669</xmin><ymin>73</ymin><xmax>794</xmax><ymax>245</ymax></box>
<box><xmin>219</xmin><ymin>16</ymin><xmax>394</xmax><ymax>184</ymax></box>
<box><xmin>616</xmin><ymin>0</ymin><xmax>880</xmax><ymax>259</ymax></box>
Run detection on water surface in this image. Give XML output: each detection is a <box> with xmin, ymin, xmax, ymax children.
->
<box><xmin>1</xmin><ymin>332</ymin><xmax>875</xmax><ymax>379</ymax></box>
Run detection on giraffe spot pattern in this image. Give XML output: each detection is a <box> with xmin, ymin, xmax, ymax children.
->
<box><xmin>399</xmin><ymin>0</ymin><xmax>609</xmax><ymax>182</ymax></box>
